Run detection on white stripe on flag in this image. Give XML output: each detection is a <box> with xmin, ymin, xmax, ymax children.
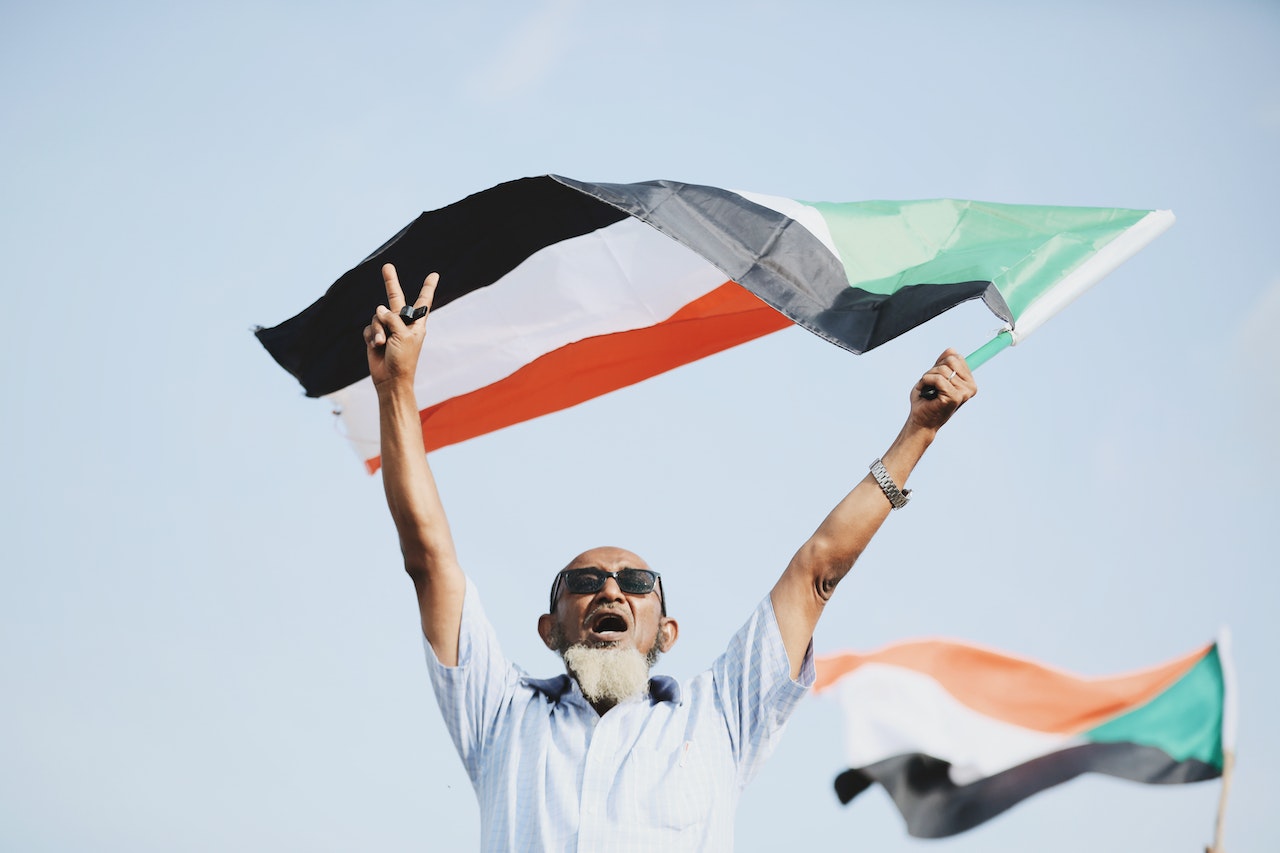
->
<box><xmin>731</xmin><ymin>189</ymin><xmax>843</xmax><ymax>261</ymax></box>
<box><xmin>330</xmin><ymin>217</ymin><xmax>727</xmax><ymax>456</ymax></box>
<box><xmin>832</xmin><ymin>663</ymin><xmax>1080</xmax><ymax>785</ymax></box>
<box><xmin>1217</xmin><ymin>629</ymin><xmax>1237</xmax><ymax>752</ymax></box>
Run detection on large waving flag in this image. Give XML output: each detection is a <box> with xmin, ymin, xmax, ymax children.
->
<box><xmin>256</xmin><ymin>176</ymin><xmax>1173</xmax><ymax>470</ymax></box>
<box><xmin>813</xmin><ymin>635</ymin><xmax>1235</xmax><ymax>838</ymax></box>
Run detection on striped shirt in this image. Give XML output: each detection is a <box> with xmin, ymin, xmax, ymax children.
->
<box><xmin>425</xmin><ymin>578</ymin><xmax>814</xmax><ymax>852</ymax></box>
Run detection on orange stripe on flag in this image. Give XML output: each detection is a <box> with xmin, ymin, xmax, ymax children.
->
<box><xmin>814</xmin><ymin>639</ymin><xmax>1211</xmax><ymax>735</ymax></box>
<box><xmin>364</xmin><ymin>282</ymin><xmax>791</xmax><ymax>472</ymax></box>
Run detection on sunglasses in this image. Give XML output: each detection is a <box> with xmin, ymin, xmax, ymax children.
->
<box><xmin>548</xmin><ymin>568</ymin><xmax>666</xmax><ymax>615</ymax></box>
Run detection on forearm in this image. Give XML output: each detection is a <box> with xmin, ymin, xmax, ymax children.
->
<box><xmin>378</xmin><ymin>380</ymin><xmax>467</xmax><ymax>662</ymax></box>
<box><xmin>377</xmin><ymin>380</ymin><xmax>460</xmax><ymax>577</ymax></box>
<box><xmin>771</xmin><ymin>421</ymin><xmax>939</xmax><ymax>677</ymax></box>
<box><xmin>771</xmin><ymin>348</ymin><xmax>973</xmax><ymax>678</ymax></box>
<box><xmin>806</xmin><ymin>422</ymin><xmax>936</xmax><ymax>594</ymax></box>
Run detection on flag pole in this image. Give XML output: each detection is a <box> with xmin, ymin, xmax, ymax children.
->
<box><xmin>1205</xmin><ymin>749</ymin><xmax>1235</xmax><ymax>853</ymax></box>
<box><xmin>1207</xmin><ymin>627</ymin><xmax>1238</xmax><ymax>853</ymax></box>
<box><xmin>941</xmin><ymin>208</ymin><xmax>1177</xmax><ymax>382</ymax></box>
<box><xmin>964</xmin><ymin>330</ymin><xmax>1013</xmax><ymax>371</ymax></box>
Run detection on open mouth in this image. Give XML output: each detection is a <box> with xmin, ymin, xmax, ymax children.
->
<box><xmin>587</xmin><ymin>611</ymin><xmax>629</xmax><ymax>641</ymax></box>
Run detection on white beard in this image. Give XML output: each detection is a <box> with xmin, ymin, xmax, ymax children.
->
<box><xmin>561</xmin><ymin>644</ymin><xmax>651</xmax><ymax>706</ymax></box>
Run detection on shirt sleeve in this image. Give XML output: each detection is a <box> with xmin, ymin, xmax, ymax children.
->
<box><xmin>710</xmin><ymin>592</ymin><xmax>815</xmax><ymax>788</ymax></box>
<box><xmin>423</xmin><ymin>576</ymin><xmax>522</xmax><ymax>784</ymax></box>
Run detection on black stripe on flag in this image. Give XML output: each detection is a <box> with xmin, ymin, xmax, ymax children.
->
<box><xmin>256</xmin><ymin>176</ymin><xmax>629</xmax><ymax>398</ymax></box>
<box><xmin>836</xmin><ymin>743</ymin><xmax>1220</xmax><ymax>838</ymax></box>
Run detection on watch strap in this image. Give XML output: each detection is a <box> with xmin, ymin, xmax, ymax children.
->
<box><xmin>869</xmin><ymin>458</ymin><xmax>911</xmax><ymax>509</ymax></box>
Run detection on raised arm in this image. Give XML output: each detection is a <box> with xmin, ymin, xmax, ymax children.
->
<box><xmin>769</xmin><ymin>349</ymin><xmax>976</xmax><ymax>677</ymax></box>
<box><xmin>364</xmin><ymin>264</ymin><xmax>467</xmax><ymax>665</ymax></box>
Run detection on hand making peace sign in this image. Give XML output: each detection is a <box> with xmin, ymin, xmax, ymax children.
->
<box><xmin>364</xmin><ymin>263</ymin><xmax>440</xmax><ymax>390</ymax></box>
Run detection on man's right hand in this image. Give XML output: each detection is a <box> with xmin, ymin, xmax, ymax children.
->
<box><xmin>364</xmin><ymin>263</ymin><xmax>439</xmax><ymax>391</ymax></box>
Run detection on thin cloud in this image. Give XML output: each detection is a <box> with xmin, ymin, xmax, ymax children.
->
<box><xmin>465</xmin><ymin>0</ymin><xmax>581</xmax><ymax>102</ymax></box>
<box><xmin>1234</xmin><ymin>277</ymin><xmax>1280</xmax><ymax>371</ymax></box>
<box><xmin>1229</xmin><ymin>277</ymin><xmax>1280</xmax><ymax>478</ymax></box>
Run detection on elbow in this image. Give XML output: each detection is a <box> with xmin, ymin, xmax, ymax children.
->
<box><xmin>403</xmin><ymin>558</ymin><xmax>428</xmax><ymax>585</ymax></box>
<box><xmin>797</xmin><ymin>534</ymin><xmax>859</xmax><ymax>602</ymax></box>
<box><xmin>400</xmin><ymin>544</ymin><xmax>463</xmax><ymax>594</ymax></box>
<box><xmin>399</xmin><ymin>541</ymin><xmax>435</xmax><ymax>585</ymax></box>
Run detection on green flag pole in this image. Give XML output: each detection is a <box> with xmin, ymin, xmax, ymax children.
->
<box><xmin>965</xmin><ymin>330</ymin><xmax>1014</xmax><ymax>371</ymax></box>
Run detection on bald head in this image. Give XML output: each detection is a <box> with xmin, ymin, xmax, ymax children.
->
<box><xmin>562</xmin><ymin>546</ymin><xmax>651</xmax><ymax>573</ymax></box>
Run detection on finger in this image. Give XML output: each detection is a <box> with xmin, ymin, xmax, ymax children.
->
<box><xmin>942</xmin><ymin>349</ymin><xmax>974</xmax><ymax>377</ymax></box>
<box><xmin>374</xmin><ymin>305</ymin><xmax>405</xmax><ymax>340</ymax></box>
<box><xmin>929</xmin><ymin>371</ymin><xmax>976</xmax><ymax>406</ymax></box>
<box><xmin>918</xmin><ymin>367</ymin><xmax>944</xmax><ymax>399</ymax></box>
<box><xmin>920</xmin><ymin>381</ymin><xmax>961</xmax><ymax>403</ymax></box>
<box><xmin>919</xmin><ymin>364</ymin><xmax>950</xmax><ymax>400</ymax></box>
<box><xmin>412</xmin><ymin>272</ymin><xmax>440</xmax><ymax>311</ymax></box>
<box><xmin>398</xmin><ymin>272</ymin><xmax>440</xmax><ymax>324</ymax></box>
<box><xmin>364</xmin><ymin>314</ymin><xmax>388</xmax><ymax>348</ymax></box>
<box><xmin>940</xmin><ymin>353</ymin><xmax>975</xmax><ymax>399</ymax></box>
<box><xmin>382</xmin><ymin>263</ymin><xmax>406</xmax><ymax>312</ymax></box>
<box><xmin>922</xmin><ymin>349</ymin><xmax>974</xmax><ymax>399</ymax></box>
<box><xmin>919</xmin><ymin>367</ymin><xmax>961</xmax><ymax>401</ymax></box>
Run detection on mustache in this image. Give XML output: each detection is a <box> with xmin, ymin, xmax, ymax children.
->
<box><xmin>584</xmin><ymin>602</ymin><xmax>628</xmax><ymax>622</ymax></box>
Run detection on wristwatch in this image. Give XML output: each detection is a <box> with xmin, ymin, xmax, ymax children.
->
<box><xmin>869</xmin><ymin>458</ymin><xmax>910</xmax><ymax>509</ymax></box>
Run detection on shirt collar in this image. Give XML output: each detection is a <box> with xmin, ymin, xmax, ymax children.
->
<box><xmin>523</xmin><ymin>673</ymin><xmax>682</xmax><ymax>705</ymax></box>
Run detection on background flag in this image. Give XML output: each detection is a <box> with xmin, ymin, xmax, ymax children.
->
<box><xmin>813</xmin><ymin>634</ymin><xmax>1235</xmax><ymax>838</ymax></box>
<box><xmin>256</xmin><ymin>176</ymin><xmax>1173</xmax><ymax>470</ymax></box>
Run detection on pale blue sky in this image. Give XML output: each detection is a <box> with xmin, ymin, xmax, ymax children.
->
<box><xmin>3</xmin><ymin>1</ymin><xmax>1278</xmax><ymax>850</ymax></box>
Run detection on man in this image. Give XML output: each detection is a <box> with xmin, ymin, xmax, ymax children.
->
<box><xmin>364</xmin><ymin>264</ymin><xmax>976</xmax><ymax>850</ymax></box>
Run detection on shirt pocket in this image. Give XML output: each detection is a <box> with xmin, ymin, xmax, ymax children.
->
<box><xmin>624</xmin><ymin>742</ymin><xmax>716</xmax><ymax>831</ymax></box>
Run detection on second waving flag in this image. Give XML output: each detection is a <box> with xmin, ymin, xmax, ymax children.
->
<box><xmin>814</xmin><ymin>635</ymin><xmax>1234</xmax><ymax>838</ymax></box>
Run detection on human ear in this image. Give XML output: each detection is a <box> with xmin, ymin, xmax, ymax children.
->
<box><xmin>537</xmin><ymin>613</ymin><xmax>557</xmax><ymax>650</ymax></box>
<box><xmin>657</xmin><ymin>617</ymin><xmax>679</xmax><ymax>652</ymax></box>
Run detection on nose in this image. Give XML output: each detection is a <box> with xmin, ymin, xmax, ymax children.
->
<box><xmin>596</xmin><ymin>576</ymin><xmax>625</xmax><ymax>602</ymax></box>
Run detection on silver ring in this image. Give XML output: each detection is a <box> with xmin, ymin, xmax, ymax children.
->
<box><xmin>946</xmin><ymin>368</ymin><xmax>957</xmax><ymax>380</ymax></box>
